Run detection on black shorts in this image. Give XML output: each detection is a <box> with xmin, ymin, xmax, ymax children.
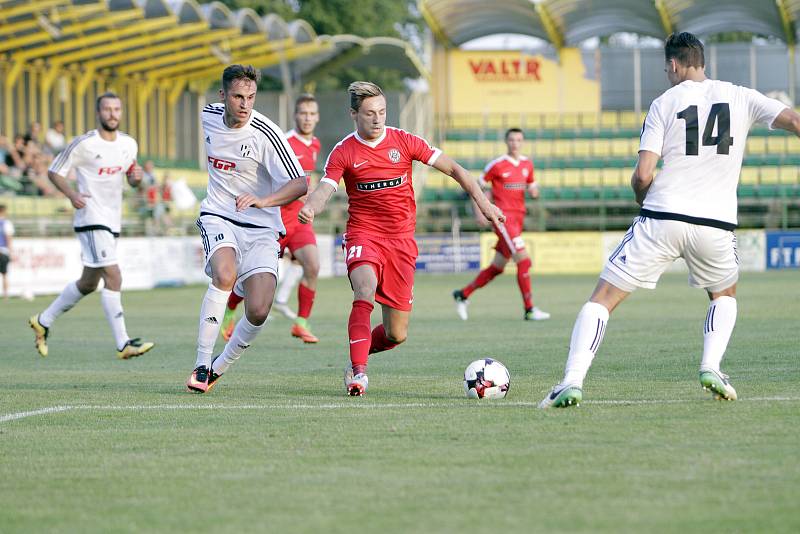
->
<box><xmin>0</xmin><ymin>253</ymin><xmax>9</xmax><ymax>274</ymax></box>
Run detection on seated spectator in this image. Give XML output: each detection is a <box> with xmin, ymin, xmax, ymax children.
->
<box><xmin>44</xmin><ymin>120</ymin><xmax>66</xmax><ymax>156</ymax></box>
<box><xmin>25</xmin><ymin>121</ymin><xmax>42</xmax><ymax>145</ymax></box>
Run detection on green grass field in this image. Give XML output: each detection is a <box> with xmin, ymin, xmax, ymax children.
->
<box><xmin>2</xmin><ymin>271</ymin><xmax>799</xmax><ymax>533</ymax></box>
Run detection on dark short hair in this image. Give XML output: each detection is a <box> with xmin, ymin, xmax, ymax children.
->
<box><xmin>505</xmin><ymin>128</ymin><xmax>524</xmax><ymax>140</ymax></box>
<box><xmin>295</xmin><ymin>93</ymin><xmax>317</xmax><ymax>113</ymax></box>
<box><xmin>96</xmin><ymin>92</ymin><xmax>120</xmax><ymax>111</ymax></box>
<box><xmin>0</xmin><ymin>204</ymin><xmax>6</xmax><ymax>213</ymax></box>
<box><xmin>222</xmin><ymin>64</ymin><xmax>260</xmax><ymax>92</ymax></box>
<box><xmin>665</xmin><ymin>32</ymin><xmax>705</xmax><ymax>68</ymax></box>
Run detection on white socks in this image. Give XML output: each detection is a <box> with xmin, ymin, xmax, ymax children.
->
<box><xmin>101</xmin><ymin>289</ymin><xmax>130</xmax><ymax>350</ymax></box>
<box><xmin>275</xmin><ymin>262</ymin><xmax>303</xmax><ymax>304</ymax></box>
<box><xmin>700</xmin><ymin>296</ymin><xmax>737</xmax><ymax>372</ymax></box>
<box><xmin>562</xmin><ymin>301</ymin><xmax>610</xmax><ymax>388</ymax></box>
<box><xmin>213</xmin><ymin>316</ymin><xmax>263</xmax><ymax>375</ymax></box>
<box><xmin>39</xmin><ymin>282</ymin><xmax>84</xmax><ymax>327</ymax></box>
<box><xmin>196</xmin><ymin>284</ymin><xmax>231</xmax><ymax>368</ymax></box>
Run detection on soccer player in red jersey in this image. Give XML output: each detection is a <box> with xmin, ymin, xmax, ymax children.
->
<box><xmin>222</xmin><ymin>94</ymin><xmax>323</xmax><ymax>343</ymax></box>
<box><xmin>453</xmin><ymin>128</ymin><xmax>550</xmax><ymax>322</ymax></box>
<box><xmin>298</xmin><ymin>81</ymin><xmax>505</xmax><ymax>396</ymax></box>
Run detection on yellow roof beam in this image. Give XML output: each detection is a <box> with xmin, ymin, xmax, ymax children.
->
<box><xmin>11</xmin><ymin>15</ymin><xmax>177</xmax><ymax>62</ymax></box>
<box><xmin>0</xmin><ymin>0</ymin><xmax>68</xmax><ymax>20</ymax></box>
<box><xmin>776</xmin><ymin>0</ymin><xmax>796</xmax><ymax>46</ymax></box>
<box><xmin>654</xmin><ymin>0</ymin><xmax>674</xmax><ymax>36</ymax></box>
<box><xmin>88</xmin><ymin>26</ymin><xmax>234</xmax><ymax>69</ymax></box>
<box><xmin>0</xmin><ymin>9</ymin><xmax>141</xmax><ymax>53</ymax></box>
<box><xmin>535</xmin><ymin>1</ymin><xmax>564</xmax><ymax>49</ymax></box>
<box><xmin>181</xmin><ymin>41</ymin><xmax>327</xmax><ymax>83</ymax></box>
<box><xmin>417</xmin><ymin>0</ymin><xmax>452</xmax><ymax>48</ymax></box>
<box><xmin>0</xmin><ymin>4</ymin><xmax>107</xmax><ymax>37</ymax></box>
<box><xmin>52</xmin><ymin>20</ymin><xmax>199</xmax><ymax>66</ymax></box>
<box><xmin>117</xmin><ymin>46</ymin><xmax>213</xmax><ymax>75</ymax></box>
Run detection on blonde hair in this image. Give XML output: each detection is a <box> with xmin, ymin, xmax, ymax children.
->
<box><xmin>348</xmin><ymin>81</ymin><xmax>384</xmax><ymax>111</ymax></box>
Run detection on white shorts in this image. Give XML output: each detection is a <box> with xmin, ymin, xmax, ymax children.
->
<box><xmin>196</xmin><ymin>214</ymin><xmax>280</xmax><ymax>283</ymax></box>
<box><xmin>77</xmin><ymin>229</ymin><xmax>118</xmax><ymax>268</ymax></box>
<box><xmin>601</xmin><ymin>216</ymin><xmax>739</xmax><ymax>293</ymax></box>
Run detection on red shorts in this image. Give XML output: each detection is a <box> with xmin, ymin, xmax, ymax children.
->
<box><xmin>279</xmin><ymin>219</ymin><xmax>317</xmax><ymax>255</ymax></box>
<box><xmin>344</xmin><ymin>233</ymin><xmax>418</xmax><ymax>312</ymax></box>
<box><xmin>494</xmin><ymin>213</ymin><xmax>526</xmax><ymax>258</ymax></box>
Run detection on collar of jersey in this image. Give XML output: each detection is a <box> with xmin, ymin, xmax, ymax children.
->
<box><xmin>354</xmin><ymin>129</ymin><xmax>386</xmax><ymax>148</ymax></box>
<box><xmin>503</xmin><ymin>154</ymin><xmax>526</xmax><ymax>166</ymax></box>
<box><xmin>287</xmin><ymin>129</ymin><xmax>314</xmax><ymax>147</ymax></box>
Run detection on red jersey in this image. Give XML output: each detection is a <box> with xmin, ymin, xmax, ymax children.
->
<box><xmin>283</xmin><ymin>130</ymin><xmax>321</xmax><ymax>222</ymax></box>
<box><xmin>323</xmin><ymin>127</ymin><xmax>440</xmax><ymax>238</ymax></box>
<box><xmin>482</xmin><ymin>155</ymin><xmax>534</xmax><ymax>215</ymax></box>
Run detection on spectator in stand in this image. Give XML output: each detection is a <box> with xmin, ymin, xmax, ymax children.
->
<box><xmin>25</xmin><ymin>122</ymin><xmax>42</xmax><ymax>146</ymax></box>
<box><xmin>44</xmin><ymin>120</ymin><xmax>67</xmax><ymax>156</ymax></box>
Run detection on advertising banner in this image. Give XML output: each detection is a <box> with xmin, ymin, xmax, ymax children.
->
<box><xmin>766</xmin><ymin>231</ymin><xmax>800</xmax><ymax>269</ymax></box>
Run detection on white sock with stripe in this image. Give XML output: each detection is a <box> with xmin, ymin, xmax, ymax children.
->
<box><xmin>39</xmin><ymin>282</ymin><xmax>85</xmax><ymax>328</ymax></box>
<box><xmin>213</xmin><ymin>316</ymin><xmax>263</xmax><ymax>374</ymax></box>
<box><xmin>100</xmin><ymin>289</ymin><xmax>130</xmax><ymax>350</ymax></box>
<box><xmin>195</xmin><ymin>284</ymin><xmax>231</xmax><ymax>368</ymax></box>
<box><xmin>700</xmin><ymin>296</ymin><xmax>737</xmax><ymax>372</ymax></box>
<box><xmin>561</xmin><ymin>301</ymin><xmax>610</xmax><ymax>388</ymax></box>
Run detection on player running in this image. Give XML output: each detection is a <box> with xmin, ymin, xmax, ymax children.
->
<box><xmin>29</xmin><ymin>93</ymin><xmax>154</xmax><ymax>359</ymax></box>
<box><xmin>186</xmin><ymin>65</ymin><xmax>307</xmax><ymax>393</ymax></box>
<box><xmin>452</xmin><ymin>128</ymin><xmax>550</xmax><ymax>322</ymax></box>
<box><xmin>540</xmin><ymin>32</ymin><xmax>800</xmax><ymax>408</ymax></box>
<box><xmin>298</xmin><ymin>81</ymin><xmax>504</xmax><ymax>396</ymax></box>
<box><xmin>222</xmin><ymin>94</ymin><xmax>322</xmax><ymax>343</ymax></box>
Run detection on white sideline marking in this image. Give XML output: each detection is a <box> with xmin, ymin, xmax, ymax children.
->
<box><xmin>0</xmin><ymin>405</ymin><xmax>72</xmax><ymax>423</ymax></box>
<box><xmin>2</xmin><ymin>396</ymin><xmax>799</xmax><ymax>424</ymax></box>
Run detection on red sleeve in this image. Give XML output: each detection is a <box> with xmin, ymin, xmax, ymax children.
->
<box><xmin>482</xmin><ymin>161</ymin><xmax>497</xmax><ymax>183</ymax></box>
<box><xmin>323</xmin><ymin>143</ymin><xmax>346</xmax><ymax>184</ymax></box>
<box><xmin>400</xmin><ymin>130</ymin><xmax>439</xmax><ymax>165</ymax></box>
<box><xmin>526</xmin><ymin>161</ymin><xmax>535</xmax><ymax>184</ymax></box>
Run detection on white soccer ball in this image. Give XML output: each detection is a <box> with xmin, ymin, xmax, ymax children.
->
<box><xmin>463</xmin><ymin>358</ymin><xmax>510</xmax><ymax>399</ymax></box>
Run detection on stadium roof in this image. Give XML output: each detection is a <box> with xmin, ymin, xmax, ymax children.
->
<box><xmin>419</xmin><ymin>0</ymin><xmax>800</xmax><ymax>48</ymax></box>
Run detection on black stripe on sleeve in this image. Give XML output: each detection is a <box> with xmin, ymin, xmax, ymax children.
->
<box><xmin>251</xmin><ymin>118</ymin><xmax>304</xmax><ymax>179</ymax></box>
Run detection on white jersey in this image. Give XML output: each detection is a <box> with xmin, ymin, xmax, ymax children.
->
<box><xmin>49</xmin><ymin>130</ymin><xmax>138</xmax><ymax>235</ymax></box>
<box><xmin>200</xmin><ymin>103</ymin><xmax>305</xmax><ymax>231</ymax></box>
<box><xmin>639</xmin><ymin>79</ymin><xmax>786</xmax><ymax>228</ymax></box>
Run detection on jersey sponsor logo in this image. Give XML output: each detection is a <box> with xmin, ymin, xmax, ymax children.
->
<box><xmin>98</xmin><ymin>166</ymin><xmax>123</xmax><ymax>175</ymax></box>
<box><xmin>503</xmin><ymin>183</ymin><xmax>526</xmax><ymax>190</ymax></box>
<box><xmin>355</xmin><ymin>173</ymin><xmax>406</xmax><ymax>192</ymax></box>
<box><xmin>353</xmin><ymin>160</ymin><xmax>368</xmax><ymax>168</ymax></box>
<box><xmin>208</xmin><ymin>156</ymin><xmax>236</xmax><ymax>171</ymax></box>
<box><xmin>388</xmin><ymin>148</ymin><xmax>401</xmax><ymax>163</ymax></box>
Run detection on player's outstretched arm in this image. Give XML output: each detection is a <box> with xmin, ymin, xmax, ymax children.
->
<box><xmin>631</xmin><ymin>150</ymin><xmax>659</xmax><ymax>206</ymax></box>
<box><xmin>47</xmin><ymin>171</ymin><xmax>88</xmax><ymax>209</ymax></box>
<box><xmin>433</xmin><ymin>153</ymin><xmax>505</xmax><ymax>226</ymax></box>
<box><xmin>235</xmin><ymin>177</ymin><xmax>307</xmax><ymax>211</ymax></box>
<box><xmin>770</xmin><ymin>108</ymin><xmax>800</xmax><ymax>136</ymax></box>
<box><xmin>298</xmin><ymin>181</ymin><xmax>336</xmax><ymax>224</ymax></box>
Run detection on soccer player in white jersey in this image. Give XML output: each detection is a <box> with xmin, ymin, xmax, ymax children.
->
<box><xmin>186</xmin><ymin>65</ymin><xmax>307</xmax><ymax>393</ymax></box>
<box><xmin>29</xmin><ymin>92</ymin><xmax>155</xmax><ymax>359</ymax></box>
<box><xmin>540</xmin><ymin>32</ymin><xmax>800</xmax><ymax>408</ymax></box>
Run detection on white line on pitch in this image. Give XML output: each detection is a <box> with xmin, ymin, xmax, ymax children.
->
<box><xmin>0</xmin><ymin>405</ymin><xmax>73</xmax><ymax>423</ymax></box>
<box><xmin>2</xmin><ymin>395</ymin><xmax>800</xmax><ymax>424</ymax></box>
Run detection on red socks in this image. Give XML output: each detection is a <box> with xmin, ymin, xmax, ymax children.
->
<box><xmin>348</xmin><ymin>300</ymin><xmax>373</xmax><ymax>373</ymax></box>
<box><xmin>297</xmin><ymin>283</ymin><xmax>315</xmax><ymax>319</ymax></box>
<box><xmin>369</xmin><ymin>324</ymin><xmax>399</xmax><ymax>355</ymax></box>
<box><xmin>462</xmin><ymin>264</ymin><xmax>504</xmax><ymax>298</ymax></box>
<box><xmin>227</xmin><ymin>291</ymin><xmax>244</xmax><ymax>311</ymax></box>
<box><xmin>516</xmin><ymin>257</ymin><xmax>533</xmax><ymax>310</ymax></box>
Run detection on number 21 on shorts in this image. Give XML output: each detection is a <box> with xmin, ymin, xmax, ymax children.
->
<box><xmin>346</xmin><ymin>245</ymin><xmax>363</xmax><ymax>262</ymax></box>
